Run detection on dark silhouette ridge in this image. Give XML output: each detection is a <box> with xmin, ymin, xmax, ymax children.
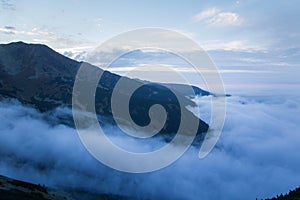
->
<box><xmin>0</xmin><ymin>41</ymin><xmax>209</xmax><ymax>136</ymax></box>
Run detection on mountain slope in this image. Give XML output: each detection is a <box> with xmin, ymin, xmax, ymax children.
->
<box><xmin>0</xmin><ymin>174</ymin><xmax>138</xmax><ymax>200</ymax></box>
<box><xmin>0</xmin><ymin>41</ymin><xmax>209</xmax><ymax>135</ymax></box>
<box><xmin>0</xmin><ymin>175</ymin><xmax>66</xmax><ymax>200</ymax></box>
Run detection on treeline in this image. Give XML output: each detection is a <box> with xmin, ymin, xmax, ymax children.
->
<box><xmin>263</xmin><ymin>186</ymin><xmax>300</xmax><ymax>200</ymax></box>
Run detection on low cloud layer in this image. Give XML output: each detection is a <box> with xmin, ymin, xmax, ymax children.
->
<box><xmin>0</xmin><ymin>90</ymin><xmax>300</xmax><ymax>199</ymax></box>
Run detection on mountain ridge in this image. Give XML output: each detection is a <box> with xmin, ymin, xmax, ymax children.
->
<box><xmin>0</xmin><ymin>41</ymin><xmax>209</xmax><ymax>135</ymax></box>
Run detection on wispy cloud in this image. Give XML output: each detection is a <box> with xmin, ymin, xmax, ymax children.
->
<box><xmin>222</xmin><ymin>40</ymin><xmax>248</xmax><ymax>50</ymax></box>
<box><xmin>193</xmin><ymin>7</ymin><xmax>242</xmax><ymax>27</ymax></box>
<box><xmin>0</xmin><ymin>26</ymin><xmax>35</xmax><ymax>35</ymax></box>
<box><xmin>1</xmin><ymin>26</ymin><xmax>53</xmax><ymax>39</ymax></box>
<box><xmin>193</xmin><ymin>7</ymin><xmax>219</xmax><ymax>22</ymax></box>
<box><xmin>208</xmin><ymin>12</ymin><xmax>241</xmax><ymax>26</ymax></box>
<box><xmin>0</xmin><ymin>0</ymin><xmax>15</xmax><ymax>10</ymax></box>
<box><xmin>201</xmin><ymin>39</ymin><xmax>265</xmax><ymax>51</ymax></box>
<box><xmin>3</xmin><ymin>25</ymin><xmax>15</xmax><ymax>30</ymax></box>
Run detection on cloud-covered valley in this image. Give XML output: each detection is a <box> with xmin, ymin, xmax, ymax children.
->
<box><xmin>0</xmin><ymin>88</ymin><xmax>300</xmax><ymax>199</ymax></box>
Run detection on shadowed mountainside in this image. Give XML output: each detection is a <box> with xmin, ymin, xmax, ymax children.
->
<box><xmin>0</xmin><ymin>174</ymin><xmax>140</xmax><ymax>200</ymax></box>
<box><xmin>0</xmin><ymin>41</ymin><xmax>209</xmax><ymax>135</ymax></box>
<box><xmin>0</xmin><ymin>174</ymin><xmax>66</xmax><ymax>200</ymax></box>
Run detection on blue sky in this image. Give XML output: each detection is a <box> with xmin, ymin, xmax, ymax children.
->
<box><xmin>1</xmin><ymin>0</ymin><xmax>299</xmax><ymax>92</ymax></box>
<box><xmin>1</xmin><ymin>0</ymin><xmax>300</xmax><ymax>52</ymax></box>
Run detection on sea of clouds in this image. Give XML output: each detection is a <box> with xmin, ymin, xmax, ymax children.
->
<box><xmin>1</xmin><ymin>49</ymin><xmax>300</xmax><ymax>199</ymax></box>
<box><xmin>0</xmin><ymin>86</ymin><xmax>300</xmax><ymax>199</ymax></box>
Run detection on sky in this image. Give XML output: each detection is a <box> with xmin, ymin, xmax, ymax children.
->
<box><xmin>3</xmin><ymin>0</ymin><xmax>299</xmax><ymax>92</ymax></box>
<box><xmin>1</xmin><ymin>0</ymin><xmax>300</xmax><ymax>53</ymax></box>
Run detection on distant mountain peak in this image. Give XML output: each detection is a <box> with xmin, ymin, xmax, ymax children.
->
<box><xmin>0</xmin><ymin>41</ymin><xmax>78</xmax><ymax>76</ymax></box>
<box><xmin>0</xmin><ymin>41</ymin><xmax>50</xmax><ymax>50</ymax></box>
